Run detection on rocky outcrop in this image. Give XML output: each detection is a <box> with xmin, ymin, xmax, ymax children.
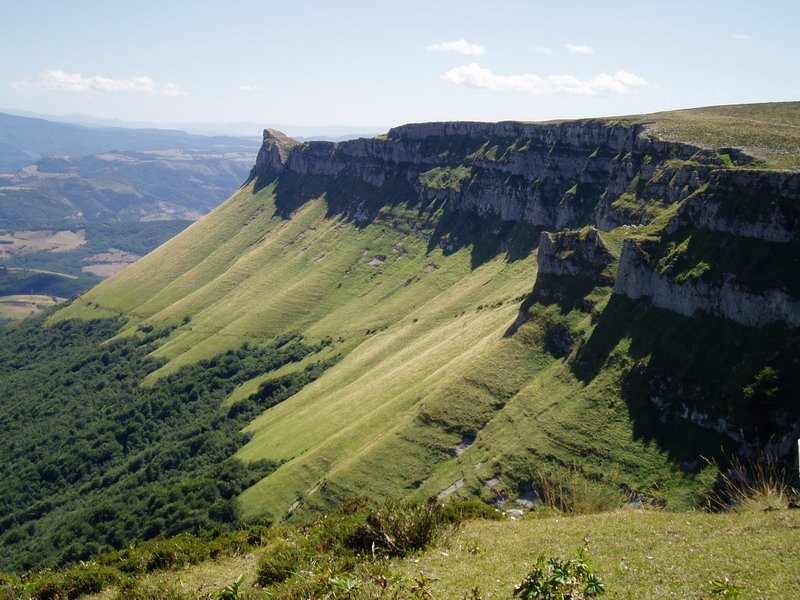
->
<box><xmin>537</xmin><ymin>228</ymin><xmax>614</xmax><ymax>283</ymax></box>
<box><xmin>250</xmin><ymin>120</ymin><xmax>726</xmax><ymax>231</ymax></box>
<box><xmin>667</xmin><ymin>170</ymin><xmax>800</xmax><ymax>242</ymax></box>
<box><xmin>253</xmin><ymin>128</ymin><xmax>299</xmax><ymax>173</ymax></box>
<box><xmin>614</xmin><ymin>238</ymin><xmax>800</xmax><ymax>328</ymax></box>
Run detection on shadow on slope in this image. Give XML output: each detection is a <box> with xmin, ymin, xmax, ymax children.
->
<box><xmin>570</xmin><ymin>295</ymin><xmax>800</xmax><ymax>456</ymax></box>
<box><xmin>252</xmin><ymin>173</ymin><xmax>541</xmax><ymax>269</ymax></box>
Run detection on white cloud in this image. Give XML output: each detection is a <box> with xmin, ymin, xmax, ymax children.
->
<box><xmin>11</xmin><ymin>70</ymin><xmax>187</xmax><ymax>95</ymax></box>
<box><xmin>426</xmin><ymin>38</ymin><xmax>485</xmax><ymax>56</ymax></box>
<box><xmin>441</xmin><ymin>63</ymin><xmax>647</xmax><ymax>96</ymax></box>
<box><xmin>529</xmin><ymin>46</ymin><xmax>553</xmax><ymax>55</ymax></box>
<box><xmin>731</xmin><ymin>33</ymin><xmax>751</xmax><ymax>41</ymax></box>
<box><xmin>240</xmin><ymin>85</ymin><xmax>262</xmax><ymax>92</ymax></box>
<box><xmin>566</xmin><ymin>43</ymin><xmax>595</xmax><ymax>55</ymax></box>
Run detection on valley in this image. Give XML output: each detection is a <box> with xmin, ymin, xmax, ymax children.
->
<box><xmin>0</xmin><ymin>112</ymin><xmax>261</xmax><ymax>316</ymax></box>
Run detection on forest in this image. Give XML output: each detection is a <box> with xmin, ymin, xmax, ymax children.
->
<box><xmin>0</xmin><ymin>313</ymin><xmax>334</xmax><ymax>572</ymax></box>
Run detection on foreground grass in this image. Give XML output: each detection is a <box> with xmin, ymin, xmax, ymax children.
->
<box><xmin>400</xmin><ymin>508</ymin><xmax>800</xmax><ymax>599</ymax></box>
<box><xmin>24</xmin><ymin>507</ymin><xmax>790</xmax><ymax>599</ymax></box>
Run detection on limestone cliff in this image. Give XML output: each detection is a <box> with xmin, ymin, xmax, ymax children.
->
<box><xmin>614</xmin><ymin>238</ymin><xmax>800</xmax><ymax>328</ymax></box>
<box><xmin>251</xmin><ymin>120</ymin><xmax>727</xmax><ymax>231</ymax></box>
<box><xmin>536</xmin><ymin>228</ymin><xmax>614</xmax><ymax>283</ymax></box>
<box><xmin>252</xmin><ymin>120</ymin><xmax>800</xmax><ymax>331</ymax></box>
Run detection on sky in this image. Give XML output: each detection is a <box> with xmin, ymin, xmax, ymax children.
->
<box><xmin>1</xmin><ymin>1</ymin><xmax>799</xmax><ymax>132</ymax></box>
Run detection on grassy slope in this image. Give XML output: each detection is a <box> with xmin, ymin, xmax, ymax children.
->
<box><xmin>53</xmin><ymin>178</ymin><xmax>709</xmax><ymax>523</ymax></box>
<box><xmin>81</xmin><ymin>509</ymin><xmax>800</xmax><ymax>600</ymax></box>
<box><xmin>612</xmin><ymin>101</ymin><xmax>800</xmax><ymax>170</ymax></box>
<box><xmin>403</xmin><ymin>509</ymin><xmax>800</xmax><ymax>599</ymax></box>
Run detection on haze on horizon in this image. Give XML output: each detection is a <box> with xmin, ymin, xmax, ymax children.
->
<box><xmin>2</xmin><ymin>0</ymin><xmax>799</xmax><ymax>132</ymax></box>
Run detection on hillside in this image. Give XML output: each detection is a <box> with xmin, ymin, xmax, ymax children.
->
<box><xmin>1</xmin><ymin>102</ymin><xmax>799</xmax><ymax>572</ymax></box>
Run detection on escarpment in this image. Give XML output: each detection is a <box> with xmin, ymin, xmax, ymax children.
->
<box><xmin>251</xmin><ymin>120</ymin><xmax>731</xmax><ymax>230</ymax></box>
<box><xmin>252</xmin><ymin>120</ymin><xmax>800</xmax><ymax>331</ymax></box>
<box><xmin>613</xmin><ymin>237</ymin><xmax>800</xmax><ymax>328</ymax></box>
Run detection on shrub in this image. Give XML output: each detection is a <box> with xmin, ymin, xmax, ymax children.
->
<box><xmin>31</xmin><ymin>564</ymin><xmax>121</xmax><ymax>600</ymax></box>
<box><xmin>347</xmin><ymin>500</ymin><xmax>450</xmax><ymax>557</ymax></box>
<box><xmin>0</xmin><ymin>573</ymin><xmax>18</xmax><ymax>600</ymax></box>
<box><xmin>256</xmin><ymin>539</ymin><xmax>308</xmax><ymax>586</ymax></box>
<box><xmin>246</xmin><ymin>524</ymin><xmax>273</xmax><ymax>547</ymax></box>
<box><xmin>441</xmin><ymin>500</ymin><xmax>502</xmax><ymax>523</ymax></box>
<box><xmin>513</xmin><ymin>549</ymin><xmax>605</xmax><ymax>599</ymax></box>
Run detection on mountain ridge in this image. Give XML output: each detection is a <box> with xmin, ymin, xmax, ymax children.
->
<box><xmin>51</xmin><ymin>103</ymin><xmax>800</xmax><ymax>526</ymax></box>
<box><xmin>1</xmin><ymin>102</ymin><xmax>795</xmax><ymax>570</ymax></box>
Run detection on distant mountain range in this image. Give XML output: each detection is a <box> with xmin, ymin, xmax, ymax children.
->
<box><xmin>0</xmin><ymin>108</ymin><xmax>383</xmax><ymax>146</ymax></box>
<box><xmin>0</xmin><ymin>111</ymin><xmax>261</xmax><ymax>172</ymax></box>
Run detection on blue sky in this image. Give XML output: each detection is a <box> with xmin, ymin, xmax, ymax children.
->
<box><xmin>2</xmin><ymin>1</ymin><xmax>798</xmax><ymax>130</ymax></box>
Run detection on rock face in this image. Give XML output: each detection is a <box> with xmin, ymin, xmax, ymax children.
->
<box><xmin>252</xmin><ymin>120</ymin><xmax>800</xmax><ymax>329</ymax></box>
<box><xmin>666</xmin><ymin>170</ymin><xmax>800</xmax><ymax>242</ymax></box>
<box><xmin>251</xmin><ymin>120</ymin><xmax>718</xmax><ymax>231</ymax></box>
<box><xmin>537</xmin><ymin>228</ymin><xmax>614</xmax><ymax>283</ymax></box>
<box><xmin>614</xmin><ymin>238</ymin><xmax>800</xmax><ymax>328</ymax></box>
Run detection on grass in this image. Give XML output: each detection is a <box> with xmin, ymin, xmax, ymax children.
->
<box><xmin>0</xmin><ymin>294</ymin><xmax>64</xmax><ymax>322</ymax></box>
<box><xmin>38</xmin><ymin>507</ymin><xmax>799</xmax><ymax>600</ymax></box>
<box><xmin>610</xmin><ymin>101</ymin><xmax>800</xmax><ymax>170</ymax></box>
<box><xmin>398</xmin><ymin>508</ymin><xmax>800</xmax><ymax>599</ymax></box>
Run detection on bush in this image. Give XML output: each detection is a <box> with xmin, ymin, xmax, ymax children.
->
<box><xmin>0</xmin><ymin>573</ymin><xmax>18</xmax><ymax>600</ymax></box>
<box><xmin>513</xmin><ymin>549</ymin><xmax>605</xmax><ymax>599</ymax></box>
<box><xmin>442</xmin><ymin>500</ymin><xmax>502</xmax><ymax>523</ymax></box>
<box><xmin>347</xmin><ymin>500</ymin><xmax>450</xmax><ymax>557</ymax></box>
<box><xmin>256</xmin><ymin>539</ymin><xmax>308</xmax><ymax>586</ymax></box>
<box><xmin>30</xmin><ymin>564</ymin><xmax>121</xmax><ymax>600</ymax></box>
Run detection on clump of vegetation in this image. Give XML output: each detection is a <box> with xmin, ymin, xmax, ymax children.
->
<box><xmin>704</xmin><ymin>454</ymin><xmax>796</xmax><ymax>512</ymax></box>
<box><xmin>441</xmin><ymin>499</ymin><xmax>502</xmax><ymax>523</ymax></box>
<box><xmin>347</xmin><ymin>500</ymin><xmax>452</xmax><ymax>557</ymax></box>
<box><xmin>707</xmin><ymin>576</ymin><xmax>743</xmax><ymax>598</ymax></box>
<box><xmin>533</xmin><ymin>469</ymin><xmax>626</xmax><ymax>515</ymax></box>
<box><xmin>512</xmin><ymin>549</ymin><xmax>605</xmax><ymax>599</ymax></box>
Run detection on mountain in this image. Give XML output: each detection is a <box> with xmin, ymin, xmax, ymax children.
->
<box><xmin>0</xmin><ymin>112</ymin><xmax>260</xmax><ymax>173</ymax></box>
<box><xmin>0</xmin><ymin>108</ymin><xmax>382</xmax><ymax>142</ymax></box>
<box><xmin>1</xmin><ymin>101</ymin><xmax>799</xmax><ymax>571</ymax></box>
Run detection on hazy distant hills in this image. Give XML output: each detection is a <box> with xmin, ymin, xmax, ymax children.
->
<box><xmin>0</xmin><ymin>112</ymin><xmax>262</xmax><ymax>304</ymax></box>
<box><xmin>0</xmin><ymin>109</ymin><xmax>382</xmax><ymax>150</ymax></box>
<box><xmin>0</xmin><ymin>111</ymin><xmax>261</xmax><ymax>172</ymax></box>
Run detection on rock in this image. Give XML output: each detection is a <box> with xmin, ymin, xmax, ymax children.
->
<box><xmin>614</xmin><ymin>238</ymin><xmax>800</xmax><ymax>328</ymax></box>
<box><xmin>505</xmin><ymin>509</ymin><xmax>524</xmax><ymax>520</ymax></box>
<box><xmin>437</xmin><ymin>478</ymin><xmax>465</xmax><ymax>500</ymax></box>
<box><xmin>537</xmin><ymin>227</ymin><xmax>614</xmax><ymax>283</ymax></box>
<box><xmin>248</xmin><ymin>119</ymin><xmax>713</xmax><ymax>231</ymax></box>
